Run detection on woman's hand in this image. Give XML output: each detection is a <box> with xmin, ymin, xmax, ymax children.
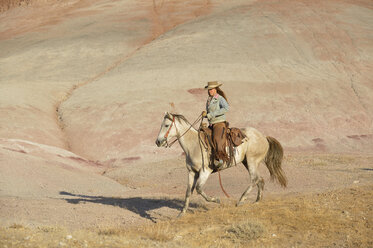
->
<box><xmin>202</xmin><ymin>111</ymin><xmax>213</xmax><ymax>120</ymax></box>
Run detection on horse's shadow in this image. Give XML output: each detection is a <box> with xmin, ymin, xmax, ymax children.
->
<box><xmin>59</xmin><ymin>191</ymin><xmax>203</xmax><ymax>222</ymax></box>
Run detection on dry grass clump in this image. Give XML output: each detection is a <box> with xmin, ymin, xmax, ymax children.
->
<box><xmin>8</xmin><ymin>223</ymin><xmax>24</xmax><ymax>229</ymax></box>
<box><xmin>97</xmin><ymin>222</ymin><xmax>174</xmax><ymax>241</ymax></box>
<box><xmin>37</xmin><ymin>226</ymin><xmax>62</xmax><ymax>233</ymax></box>
<box><xmin>138</xmin><ymin>221</ymin><xmax>174</xmax><ymax>242</ymax></box>
<box><xmin>97</xmin><ymin>227</ymin><xmax>126</xmax><ymax>236</ymax></box>
<box><xmin>225</xmin><ymin>221</ymin><xmax>264</xmax><ymax>242</ymax></box>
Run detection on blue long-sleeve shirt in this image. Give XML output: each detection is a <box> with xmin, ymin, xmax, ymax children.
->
<box><xmin>206</xmin><ymin>94</ymin><xmax>229</xmax><ymax>124</ymax></box>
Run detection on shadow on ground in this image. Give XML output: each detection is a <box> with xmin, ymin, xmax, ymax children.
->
<box><xmin>60</xmin><ymin>191</ymin><xmax>205</xmax><ymax>222</ymax></box>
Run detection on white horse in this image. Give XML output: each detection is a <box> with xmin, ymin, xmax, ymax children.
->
<box><xmin>155</xmin><ymin>112</ymin><xmax>287</xmax><ymax>216</ymax></box>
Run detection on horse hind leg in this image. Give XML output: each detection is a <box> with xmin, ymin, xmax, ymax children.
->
<box><xmin>256</xmin><ymin>177</ymin><xmax>265</xmax><ymax>202</ymax></box>
<box><xmin>236</xmin><ymin>158</ymin><xmax>261</xmax><ymax>206</ymax></box>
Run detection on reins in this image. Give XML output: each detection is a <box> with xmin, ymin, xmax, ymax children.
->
<box><xmin>165</xmin><ymin>113</ymin><xmax>203</xmax><ymax>148</ymax></box>
<box><xmin>218</xmin><ymin>170</ymin><xmax>230</xmax><ymax>198</ymax></box>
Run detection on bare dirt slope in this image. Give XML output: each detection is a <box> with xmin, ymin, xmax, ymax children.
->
<box><xmin>1</xmin><ymin>0</ymin><xmax>372</xmax><ymax>165</ymax></box>
<box><xmin>58</xmin><ymin>0</ymin><xmax>373</xmax><ymax>164</ymax></box>
<box><xmin>0</xmin><ymin>0</ymin><xmax>372</xmax><ymax>246</ymax></box>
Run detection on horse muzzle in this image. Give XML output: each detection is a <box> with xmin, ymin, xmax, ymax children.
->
<box><xmin>155</xmin><ymin>138</ymin><xmax>167</xmax><ymax>147</ymax></box>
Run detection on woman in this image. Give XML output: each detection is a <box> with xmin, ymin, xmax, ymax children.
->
<box><xmin>202</xmin><ymin>81</ymin><xmax>229</xmax><ymax>167</ymax></box>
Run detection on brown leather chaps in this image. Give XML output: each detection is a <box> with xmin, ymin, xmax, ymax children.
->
<box><xmin>212</xmin><ymin>122</ymin><xmax>228</xmax><ymax>162</ymax></box>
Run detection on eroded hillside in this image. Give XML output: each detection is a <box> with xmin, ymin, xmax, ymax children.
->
<box><xmin>0</xmin><ymin>1</ymin><xmax>372</xmax><ymax>240</ymax></box>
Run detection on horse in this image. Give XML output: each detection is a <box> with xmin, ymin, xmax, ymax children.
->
<box><xmin>155</xmin><ymin>112</ymin><xmax>287</xmax><ymax>216</ymax></box>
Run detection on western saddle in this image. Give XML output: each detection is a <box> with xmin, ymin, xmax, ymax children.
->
<box><xmin>199</xmin><ymin>122</ymin><xmax>246</xmax><ymax>170</ymax></box>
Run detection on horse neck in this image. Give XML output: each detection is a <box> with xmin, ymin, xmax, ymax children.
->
<box><xmin>175</xmin><ymin>120</ymin><xmax>199</xmax><ymax>154</ymax></box>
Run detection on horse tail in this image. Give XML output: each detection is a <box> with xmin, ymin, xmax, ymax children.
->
<box><xmin>264</xmin><ymin>136</ymin><xmax>287</xmax><ymax>188</ymax></box>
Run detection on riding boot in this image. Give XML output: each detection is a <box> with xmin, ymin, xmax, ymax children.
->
<box><xmin>214</xmin><ymin>159</ymin><xmax>224</xmax><ymax>169</ymax></box>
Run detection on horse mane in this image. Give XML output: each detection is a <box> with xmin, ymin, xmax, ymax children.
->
<box><xmin>166</xmin><ymin>113</ymin><xmax>191</xmax><ymax>125</ymax></box>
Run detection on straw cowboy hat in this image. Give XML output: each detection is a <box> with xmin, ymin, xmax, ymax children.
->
<box><xmin>204</xmin><ymin>81</ymin><xmax>222</xmax><ymax>89</ymax></box>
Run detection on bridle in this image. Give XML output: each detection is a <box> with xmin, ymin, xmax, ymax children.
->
<box><xmin>163</xmin><ymin>113</ymin><xmax>203</xmax><ymax>148</ymax></box>
<box><xmin>163</xmin><ymin>115</ymin><xmax>176</xmax><ymax>146</ymax></box>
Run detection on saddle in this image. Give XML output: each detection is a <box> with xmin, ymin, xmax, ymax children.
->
<box><xmin>199</xmin><ymin>122</ymin><xmax>246</xmax><ymax>169</ymax></box>
<box><xmin>228</xmin><ymin>127</ymin><xmax>246</xmax><ymax>147</ymax></box>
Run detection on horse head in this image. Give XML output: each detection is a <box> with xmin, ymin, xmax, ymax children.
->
<box><xmin>155</xmin><ymin>112</ymin><xmax>177</xmax><ymax>147</ymax></box>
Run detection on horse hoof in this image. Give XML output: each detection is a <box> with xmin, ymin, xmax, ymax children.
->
<box><xmin>236</xmin><ymin>201</ymin><xmax>244</xmax><ymax>207</ymax></box>
<box><xmin>215</xmin><ymin>198</ymin><xmax>221</xmax><ymax>204</ymax></box>
<box><xmin>177</xmin><ymin>211</ymin><xmax>185</xmax><ymax>218</ymax></box>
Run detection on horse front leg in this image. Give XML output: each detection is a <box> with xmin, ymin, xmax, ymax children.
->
<box><xmin>179</xmin><ymin>170</ymin><xmax>198</xmax><ymax>217</ymax></box>
<box><xmin>196</xmin><ymin>169</ymin><xmax>220</xmax><ymax>204</ymax></box>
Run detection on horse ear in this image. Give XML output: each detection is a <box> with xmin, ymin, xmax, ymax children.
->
<box><xmin>166</xmin><ymin>112</ymin><xmax>173</xmax><ymax>119</ymax></box>
<box><xmin>164</xmin><ymin>112</ymin><xmax>171</xmax><ymax>119</ymax></box>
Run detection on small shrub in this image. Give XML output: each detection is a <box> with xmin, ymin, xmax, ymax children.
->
<box><xmin>225</xmin><ymin>221</ymin><xmax>264</xmax><ymax>242</ymax></box>
<box><xmin>98</xmin><ymin>228</ymin><xmax>125</xmax><ymax>236</ymax></box>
